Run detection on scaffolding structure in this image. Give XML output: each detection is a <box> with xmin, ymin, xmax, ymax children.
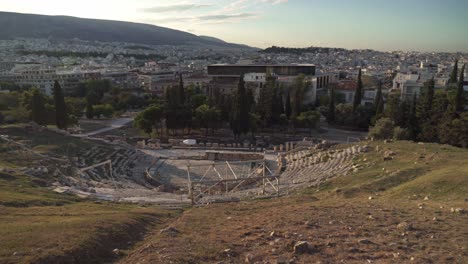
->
<box><xmin>186</xmin><ymin>159</ymin><xmax>280</xmax><ymax>205</ymax></box>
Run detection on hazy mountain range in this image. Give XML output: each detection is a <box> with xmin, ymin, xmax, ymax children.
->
<box><xmin>0</xmin><ymin>11</ymin><xmax>250</xmax><ymax>48</ymax></box>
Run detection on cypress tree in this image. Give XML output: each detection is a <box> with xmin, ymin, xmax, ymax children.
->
<box><xmin>455</xmin><ymin>64</ymin><xmax>465</xmax><ymax>112</ymax></box>
<box><xmin>450</xmin><ymin>59</ymin><xmax>458</xmax><ymax>84</ymax></box>
<box><xmin>327</xmin><ymin>84</ymin><xmax>336</xmax><ymax>123</ymax></box>
<box><xmin>257</xmin><ymin>75</ymin><xmax>275</xmax><ymax>125</ymax></box>
<box><xmin>86</xmin><ymin>100</ymin><xmax>94</xmax><ymax>119</ymax></box>
<box><xmin>230</xmin><ymin>74</ymin><xmax>250</xmax><ymax>138</ymax></box>
<box><xmin>271</xmin><ymin>84</ymin><xmax>283</xmax><ymax>124</ymax></box>
<box><xmin>406</xmin><ymin>93</ymin><xmax>419</xmax><ymax>139</ymax></box>
<box><xmin>375</xmin><ymin>82</ymin><xmax>384</xmax><ymax>119</ymax></box>
<box><xmin>292</xmin><ymin>74</ymin><xmax>305</xmax><ymax>117</ymax></box>
<box><xmin>178</xmin><ymin>73</ymin><xmax>185</xmax><ymax>105</ymax></box>
<box><xmin>285</xmin><ymin>90</ymin><xmax>292</xmax><ymax>119</ymax></box>
<box><xmin>417</xmin><ymin>78</ymin><xmax>435</xmax><ymax>121</ymax></box>
<box><xmin>353</xmin><ymin>69</ymin><xmax>363</xmax><ymax>111</ymax></box>
<box><xmin>31</xmin><ymin>89</ymin><xmax>47</xmax><ymax>125</ymax></box>
<box><xmin>53</xmin><ymin>80</ymin><xmax>68</xmax><ymax>129</ymax></box>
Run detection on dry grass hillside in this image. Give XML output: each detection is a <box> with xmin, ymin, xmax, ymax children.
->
<box><xmin>123</xmin><ymin>140</ymin><xmax>467</xmax><ymax>263</ymax></box>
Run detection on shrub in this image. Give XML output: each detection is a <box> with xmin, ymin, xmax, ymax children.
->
<box><xmin>368</xmin><ymin>118</ymin><xmax>394</xmax><ymax>140</ymax></box>
<box><xmin>393</xmin><ymin>126</ymin><xmax>410</xmax><ymax>140</ymax></box>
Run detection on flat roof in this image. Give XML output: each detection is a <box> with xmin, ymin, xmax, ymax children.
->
<box><xmin>208</xmin><ymin>64</ymin><xmax>316</xmax><ymax>67</ymax></box>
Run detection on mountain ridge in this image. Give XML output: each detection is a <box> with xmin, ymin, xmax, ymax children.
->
<box><xmin>0</xmin><ymin>11</ymin><xmax>250</xmax><ymax>48</ymax></box>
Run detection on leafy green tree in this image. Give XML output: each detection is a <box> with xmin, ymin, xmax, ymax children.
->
<box><xmin>437</xmin><ymin>112</ymin><xmax>468</xmax><ymax>148</ymax></box>
<box><xmin>295</xmin><ymin>110</ymin><xmax>320</xmax><ymax>133</ymax></box>
<box><xmin>93</xmin><ymin>104</ymin><xmax>114</xmax><ymax>118</ymax></box>
<box><xmin>65</xmin><ymin>97</ymin><xmax>86</xmax><ymax>118</ymax></box>
<box><xmin>134</xmin><ymin>104</ymin><xmax>164</xmax><ymax>136</ymax></box>
<box><xmin>85</xmin><ymin>80</ymin><xmax>111</xmax><ymax>104</ymax></box>
<box><xmin>450</xmin><ymin>59</ymin><xmax>458</xmax><ymax>84</ymax></box>
<box><xmin>369</xmin><ymin>118</ymin><xmax>394</xmax><ymax>140</ymax></box>
<box><xmin>353</xmin><ymin>69</ymin><xmax>363</xmax><ymax>111</ymax></box>
<box><xmin>53</xmin><ymin>81</ymin><xmax>68</xmax><ymax>129</ymax></box>
<box><xmin>195</xmin><ymin>104</ymin><xmax>221</xmax><ymax>135</ymax></box>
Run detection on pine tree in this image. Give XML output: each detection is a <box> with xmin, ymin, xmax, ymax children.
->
<box><xmin>31</xmin><ymin>89</ymin><xmax>47</xmax><ymax>125</ymax></box>
<box><xmin>327</xmin><ymin>85</ymin><xmax>336</xmax><ymax>123</ymax></box>
<box><xmin>285</xmin><ymin>90</ymin><xmax>292</xmax><ymax>119</ymax></box>
<box><xmin>455</xmin><ymin>64</ymin><xmax>465</xmax><ymax>112</ymax></box>
<box><xmin>450</xmin><ymin>59</ymin><xmax>458</xmax><ymax>84</ymax></box>
<box><xmin>53</xmin><ymin>80</ymin><xmax>68</xmax><ymax>129</ymax></box>
<box><xmin>353</xmin><ymin>69</ymin><xmax>363</xmax><ymax>111</ymax></box>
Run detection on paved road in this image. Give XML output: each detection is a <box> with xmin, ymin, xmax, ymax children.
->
<box><xmin>75</xmin><ymin>117</ymin><xmax>134</xmax><ymax>137</ymax></box>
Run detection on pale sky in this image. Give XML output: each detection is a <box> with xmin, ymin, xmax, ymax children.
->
<box><xmin>1</xmin><ymin>0</ymin><xmax>467</xmax><ymax>51</ymax></box>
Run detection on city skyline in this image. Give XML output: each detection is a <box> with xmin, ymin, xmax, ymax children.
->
<box><xmin>0</xmin><ymin>0</ymin><xmax>467</xmax><ymax>52</ymax></box>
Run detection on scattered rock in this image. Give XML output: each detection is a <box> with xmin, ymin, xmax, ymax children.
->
<box><xmin>424</xmin><ymin>196</ymin><xmax>429</xmax><ymax>201</ymax></box>
<box><xmin>358</xmin><ymin>239</ymin><xmax>373</xmax><ymax>244</ymax></box>
<box><xmin>275</xmin><ymin>256</ymin><xmax>290</xmax><ymax>264</ymax></box>
<box><xmin>245</xmin><ymin>253</ymin><xmax>254</xmax><ymax>263</ymax></box>
<box><xmin>368</xmin><ymin>196</ymin><xmax>374</xmax><ymax>200</ymax></box>
<box><xmin>112</xmin><ymin>248</ymin><xmax>120</xmax><ymax>255</ymax></box>
<box><xmin>451</xmin><ymin>208</ymin><xmax>465</xmax><ymax>214</ymax></box>
<box><xmin>397</xmin><ymin>222</ymin><xmax>413</xmax><ymax>231</ymax></box>
<box><xmin>293</xmin><ymin>241</ymin><xmax>314</xmax><ymax>254</ymax></box>
<box><xmin>160</xmin><ymin>226</ymin><xmax>179</xmax><ymax>237</ymax></box>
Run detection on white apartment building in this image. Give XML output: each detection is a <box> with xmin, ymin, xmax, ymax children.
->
<box><xmin>393</xmin><ymin>72</ymin><xmax>449</xmax><ymax>100</ymax></box>
<box><xmin>13</xmin><ymin>68</ymin><xmax>101</xmax><ymax>95</ymax></box>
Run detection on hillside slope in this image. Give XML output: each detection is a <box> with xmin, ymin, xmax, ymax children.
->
<box><xmin>123</xmin><ymin>141</ymin><xmax>468</xmax><ymax>263</ymax></box>
<box><xmin>0</xmin><ymin>12</ymin><xmax>247</xmax><ymax>48</ymax></box>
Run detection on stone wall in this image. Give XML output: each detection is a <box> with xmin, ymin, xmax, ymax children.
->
<box><xmin>204</xmin><ymin>151</ymin><xmax>264</xmax><ymax>161</ymax></box>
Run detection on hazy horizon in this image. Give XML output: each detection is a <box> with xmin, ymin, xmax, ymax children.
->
<box><xmin>1</xmin><ymin>0</ymin><xmax>467</xmax><ymax>52</ymax></box>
